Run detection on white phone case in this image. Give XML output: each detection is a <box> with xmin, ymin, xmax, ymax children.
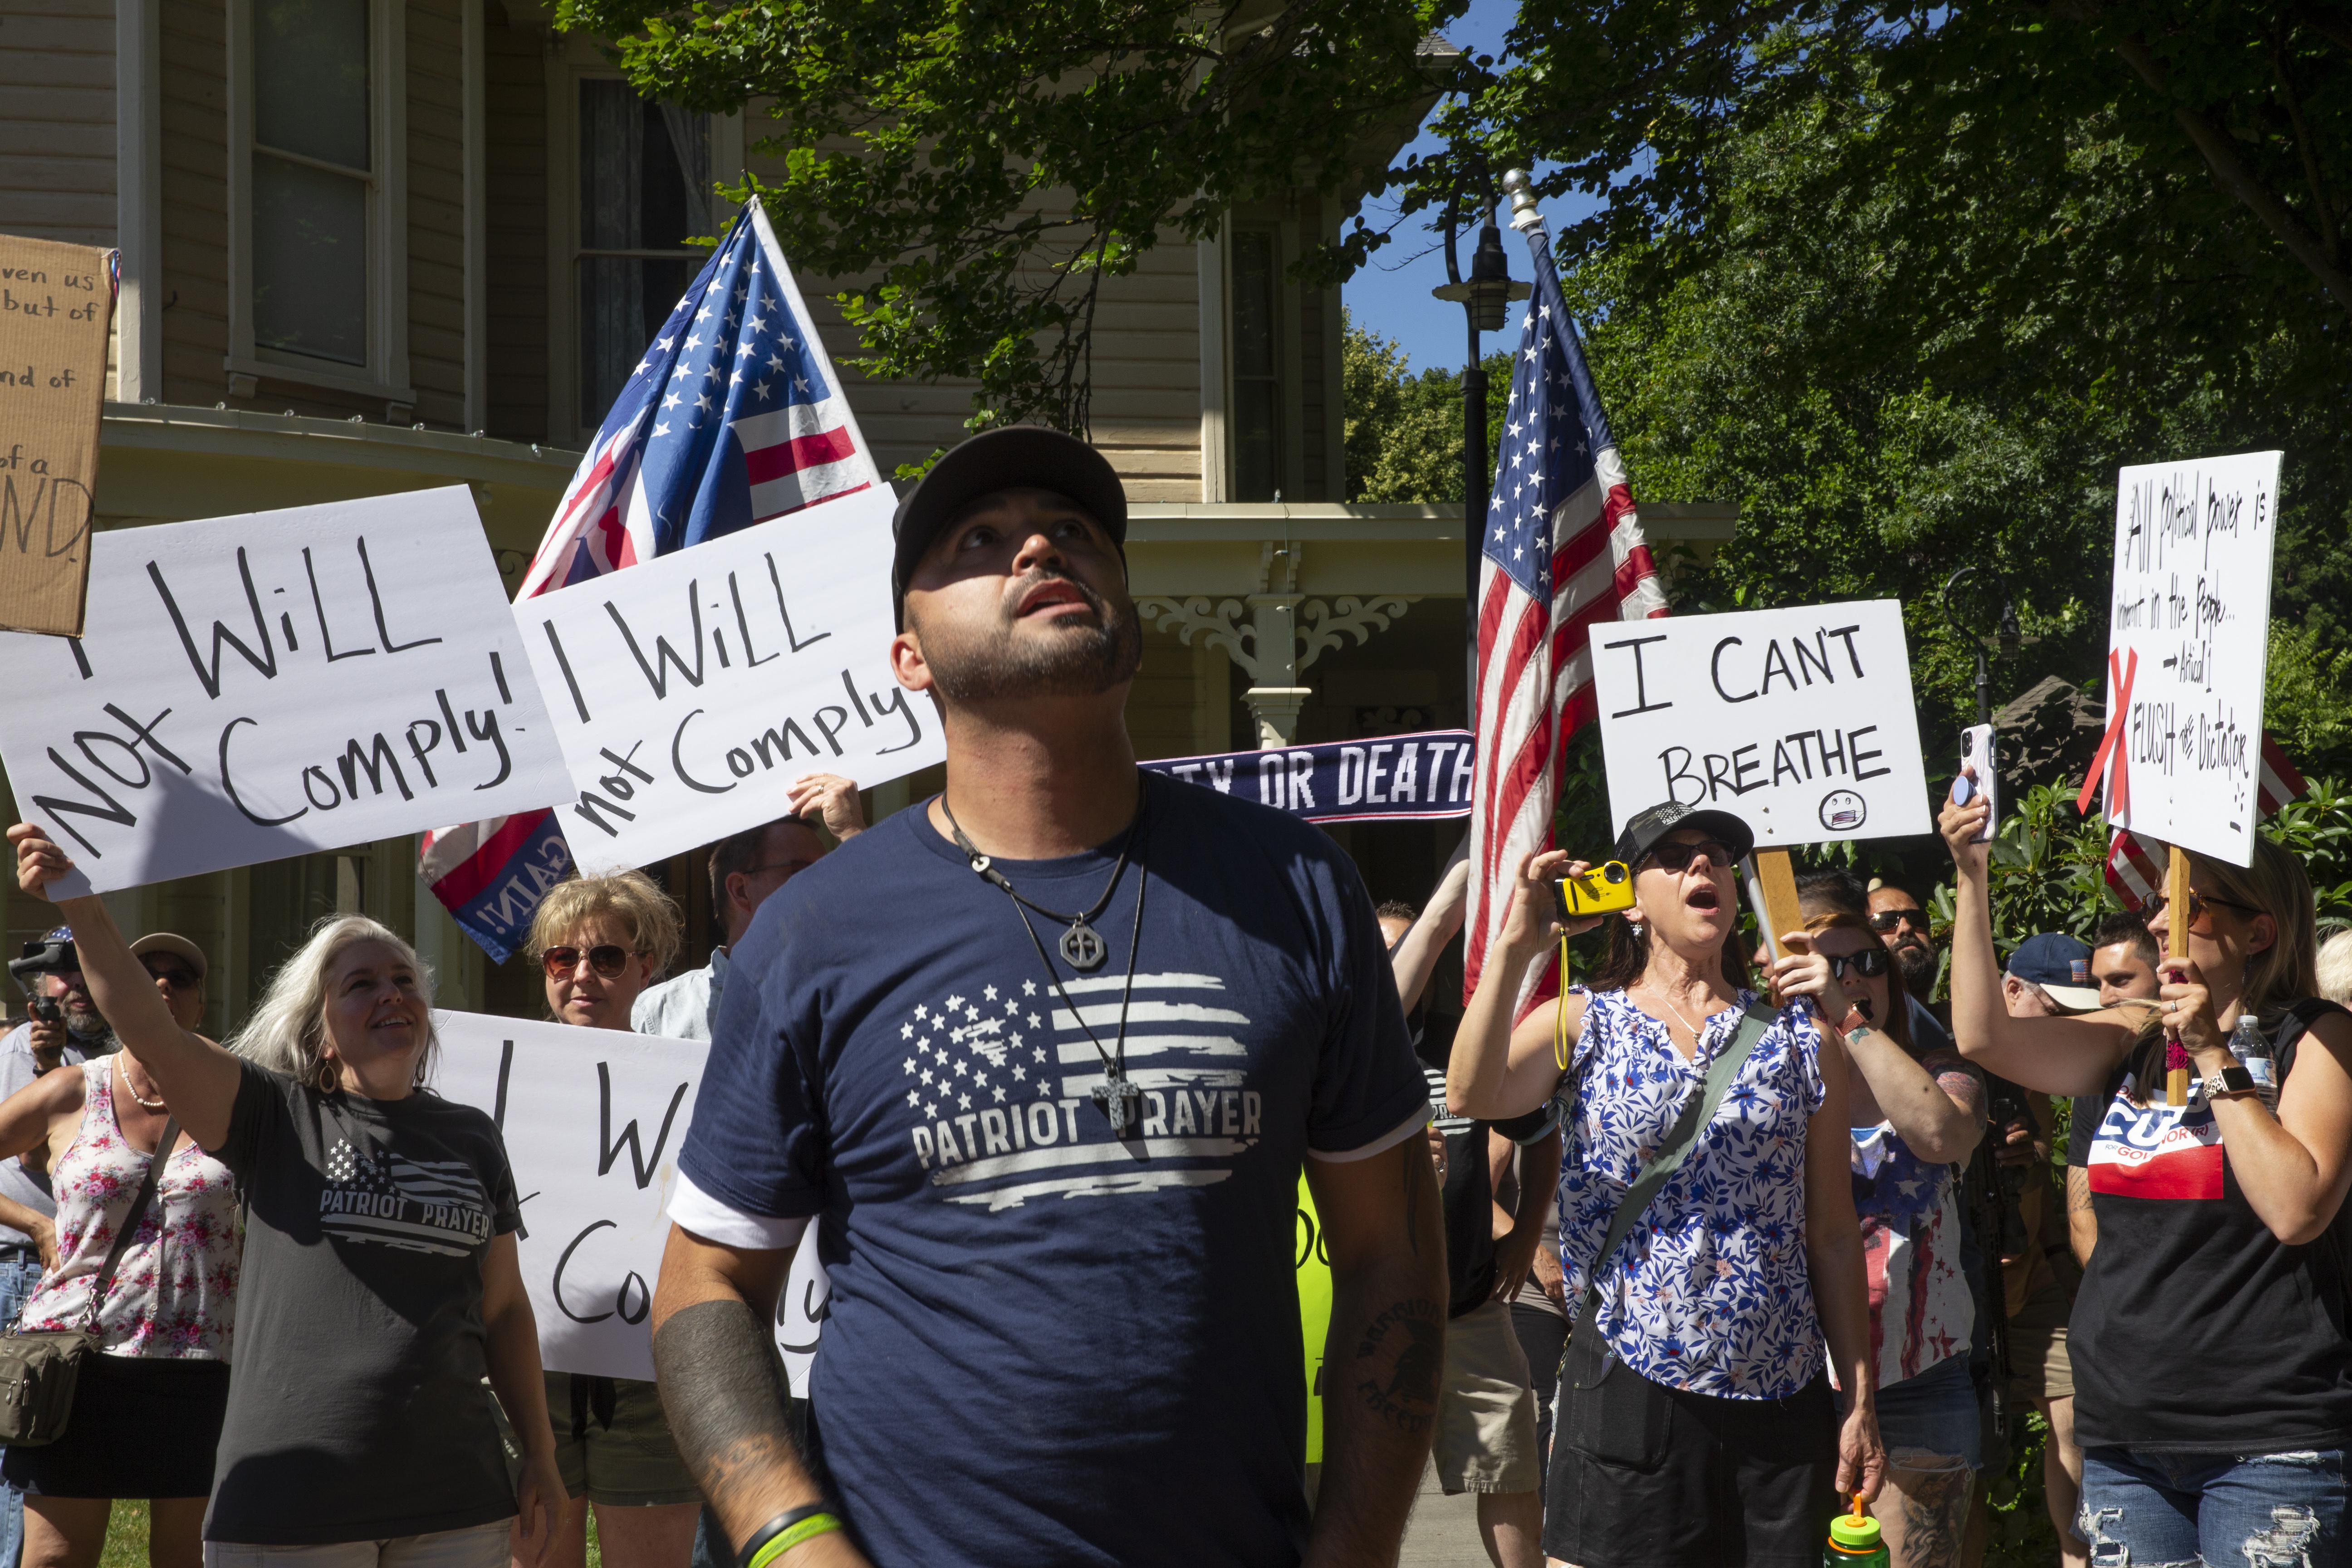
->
<box><xmin>1960</xmin><ymin>725</ymin><xmax>1999</xmax><ymax>841</ymax></box>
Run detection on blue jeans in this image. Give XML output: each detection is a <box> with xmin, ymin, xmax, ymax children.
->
<box><xmin>0</xmin><ymin>1249</ymin><xmax>46</xmax><ymax>1568</ymax></box>
<box><xmin>2079</xmin><ymin>1445</ymin><xmax>2346</xmax><ymax>1567</ymax></box>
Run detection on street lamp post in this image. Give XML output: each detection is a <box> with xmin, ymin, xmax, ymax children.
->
<box><xmin>1433</xmin><ymin>180</ymin><xmax>1531</xmax><ymax>710</ymax></box>
<box><xmin>1941</xmin><ymin>566</ymin><xmax>2023</xmax><ymax>725</ymax></box>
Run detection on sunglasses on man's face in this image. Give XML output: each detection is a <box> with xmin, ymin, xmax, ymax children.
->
<box><xmin>541</xmin><ymin>944</ymin><xmax>633</xmax><ymax>980</ymax></box>
<box><xmin>142</xmin><ymin>964</ymin><xmax>199</xmax><ymax>991</ymax></box>
<box><xmin>2143</xmin><ymin>890</ymin><xmax>2262</xmax><ymax>936</ymax></box>
<box><xmin>1643</xmin><ymin>839</ymin><xmax>1735</xmax><ymax>875</ymax></box>
<box><xmin>1867</xmin><ymin>908</ymin><xmax>1926</xmax><ymax>934</ymax></box>
<box><xmin>1827</xmin><ymin>949</ymin><xmax>1891</xmax><ymax>981</ymax></box>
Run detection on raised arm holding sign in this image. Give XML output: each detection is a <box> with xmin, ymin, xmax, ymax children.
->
<box><xmin>2079</xmin><ymin>451</ymin><xmax>2282</xmax><ymax>1103</ymax></box>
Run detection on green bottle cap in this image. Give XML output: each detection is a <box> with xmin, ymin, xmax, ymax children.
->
<box><xmin>1829</xmin><ymin>1508</ymin><xmax>1882</xmax><ymax>1551</ymax></box>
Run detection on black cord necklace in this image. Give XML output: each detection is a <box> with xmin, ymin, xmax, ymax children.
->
<box><xmin>941</xmin><ymin>779</ymin><xmax>1152</xmax><ymax>1137</ymax></box>
<box><xmin>940</xmin><ymin>789</ymin><xmax>1138</xmax><ymax>972</ymax></box>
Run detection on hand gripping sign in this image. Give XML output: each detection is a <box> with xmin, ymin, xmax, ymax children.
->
<box><xmin>0</xmin><ymin>488</ymin><xmax>571</xmax><ymax>894</ymax></box>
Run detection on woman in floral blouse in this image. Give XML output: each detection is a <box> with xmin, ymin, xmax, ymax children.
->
<box><xmin>1451</xmin><ymin>803</ymin><xmax>1885</xmax><ymax>1568</ymax></box>
<box><xmin>0</xmin><ymin>955</ymin><xmax>240</xmax><ymax>1568</ymax></box>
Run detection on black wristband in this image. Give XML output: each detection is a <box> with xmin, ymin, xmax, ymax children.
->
<box><xmin>736</xmin><ymin>1504</ymin><xmax>832</xmax><ymax>1568</ymax></box>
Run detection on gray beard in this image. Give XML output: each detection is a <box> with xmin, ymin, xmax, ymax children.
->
<box><xmin>920</xmin><ymin>584</ymin><xmax>1143</xmax><ymax>705</ymax></box>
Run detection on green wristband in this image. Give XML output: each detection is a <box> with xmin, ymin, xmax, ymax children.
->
<box><xmin>744</xmin><ymin>1512</ymin><xmax>842</xmax><ymax>1568</ymax></box>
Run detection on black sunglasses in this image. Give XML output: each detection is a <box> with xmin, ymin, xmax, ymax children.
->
<box><xmin>541</xmin><ymin>944</ymin><xmax>633</xmax><ymax>980</ymax></box>
<box><xmin>1828</xmin><ymin>950</ymin><xmax>1891</xmax><ymax>981</ymax></box>
<box><xmin>1642</xmin><ymin>839</ymin><xmax>1735</xmax><ymax>874</ymax></box>
<box><xmin>1867</xmin><ymin>908</ymin><xmax>1925</xmax><ymax>933</ymax></box>
<box><xmin>141</xmin><ymin>963</ymin><xmax>199</xmax><ymax>991</ymax></box>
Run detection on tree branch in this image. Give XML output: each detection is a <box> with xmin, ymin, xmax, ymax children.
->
<box><xmin>2269</xmin><ymin>28</ymin><xmax>2341</xmax><ymax>267</ymax></box>
<box><xmin>2112</xmin><ymin>29</ymin><xmax>2352</xmax><ymax>314</ymax></box>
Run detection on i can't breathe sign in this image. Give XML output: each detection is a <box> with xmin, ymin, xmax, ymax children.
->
<box><xmin>1586</xmin><ymin>598</ymin><xmax>1931</xmax><ymax>847</ymax></box>
<box><xmin>0</xmin><ymin>487</ymin><xmax>572</xmax><ymax>894</ymax></box>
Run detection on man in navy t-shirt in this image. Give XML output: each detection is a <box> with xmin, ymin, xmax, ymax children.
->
<box><xmin>647</xmin><ymin>427</ymin><xmax>1443</xmax><ymax>1568</ymax></box>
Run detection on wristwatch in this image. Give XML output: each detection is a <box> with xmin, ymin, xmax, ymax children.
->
<box><xmin>2197</xmin><ymin>1063</ymin><xmax>2257</xmax><ymax>1102</ymax></box>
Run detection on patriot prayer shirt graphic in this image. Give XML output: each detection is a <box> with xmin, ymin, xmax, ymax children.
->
<box><xmin>319</xmin><ymin>1137</ymin><xmax>496</xmax><ymax>1254</ymax></box>
<box><xmin>676</xmin><ymin>775</ymin><xmax>1430</xmax><ymax>1568</ymax></box>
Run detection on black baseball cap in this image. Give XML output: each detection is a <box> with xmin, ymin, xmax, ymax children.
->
<box><xmin>1612</xmin><ymin>802</ymin><xmax>1756</xmax><ymax>868</ymax></box>
<box><xmin>890</xmin><ymin>426</ymin><xmax>1128</xmax><ymax>629</ymax></box>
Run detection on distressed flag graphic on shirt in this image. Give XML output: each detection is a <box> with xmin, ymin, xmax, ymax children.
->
<box><xmin>902</xmin><ymin>971</ymin><xmax>1265</xmax><ymax>1213</ymax></box>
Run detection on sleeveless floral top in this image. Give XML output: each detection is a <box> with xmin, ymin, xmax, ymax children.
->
<box><xmin>16</xmin><ymin>1058</ymin><xmax>241</xmax><ymax>1359</ymax></box>
<box><xmin>1557</xmin><ymin>987</ymin><xmax>1827</xmax><ymax>1399</ymax></box>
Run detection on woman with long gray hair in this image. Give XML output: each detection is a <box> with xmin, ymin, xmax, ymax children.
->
<box><xmin>8</xmin><ymin>821</ymin><xmax>565</xmax><ymax>1568</ymax></box>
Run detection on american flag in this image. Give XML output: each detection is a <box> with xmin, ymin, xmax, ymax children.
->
<box><xmin>1464</xmin><ymin>211</ymin><xmax>1667</xmax><ymax>1011</ymax></box>
<box><xmin>421</xmin><ymin>198</ymin><xmax>878</xmax><ymax>960</ymax></box>
<box><xmin>2104</xmin><ymin>733</ymin><xmax>2307</xmax><ymax>907</ymax></box>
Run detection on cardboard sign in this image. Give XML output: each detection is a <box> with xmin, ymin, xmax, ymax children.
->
<box><xmin>520</xmin><ymin>487</ymin><xmax>944</xmax><ymax>876</ymax></box>
<box><xmin>1586</xmin><ymin>599</ymin><xmax>1931</xmax><ymax>845</ymax></box>
<box><xmin>0</xmin><ymin>235</ymin><xmax>113</xmax><ymax>636</ymax></box>
<box><xmin>0</xmin><ymin>487</ymin><xmax>572</xmax><ymax>894</ymax></box>
<box><xmin>432</xmin><ymin>1012</ymin><xmax>706</xmax><ymax>1380</ymax></box>
<box><xmin>433</xmin><ymin>1009</ymin><xmax>832</xmax><ymax>1388</ymax></box>
<box><xmin>1141</xmin><ymin>730</ymin><xmax>1474</xmax><ymax>823</ymax></box>
<box><xmin>2094</xmin><ymin>451</ymin><xmax>2280</xmax><ymax>867</ymax></box>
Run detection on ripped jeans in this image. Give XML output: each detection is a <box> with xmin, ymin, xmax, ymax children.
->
<box><xmin>2078</xmin><ymin>1446</ymin><xmax>2345</xmax><ymax>1567</ymax></box>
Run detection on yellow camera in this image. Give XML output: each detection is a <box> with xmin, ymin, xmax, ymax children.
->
<box><xmin>1552</xmin><ymin>860</ymin><xmax>1635</xmax><ymax>921</ymax></box>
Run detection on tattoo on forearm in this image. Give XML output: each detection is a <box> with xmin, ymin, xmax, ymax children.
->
<box><xmin>652</xmin><ymin>1298</ymin><xmax>807</xmax><ymax>1537</ymax></box>
<box><xmin>1351</xmin><ymin>1298</ymin><xmax>1442</xmax><ymax>1435</ymax></box>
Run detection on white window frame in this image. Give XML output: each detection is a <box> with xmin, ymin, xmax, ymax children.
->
<box><xmin>546</xmin><ymin>45</ymin><xmax>744</xmax><ymax>448</ymax></box>
<box><xmin>224</xmin><ymin>0</ymin><xmax>413</xmax><ymax>402</ymax></box>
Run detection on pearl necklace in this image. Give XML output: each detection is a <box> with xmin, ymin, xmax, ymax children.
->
<box><xmin>117</xmin><ymin>1056</ymin><xmax>166</xmax><ymax>1112</ymax></box>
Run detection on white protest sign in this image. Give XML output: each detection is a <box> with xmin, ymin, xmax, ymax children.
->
<box><xmin>434</xmin><ymin>1011</ymin><xmax>706</xmax><ymax>1380</ymax></box>
<box><xmin>2097</xmin><ymin>451</ymin><xmax>2280</xmax><ymax>867</ymax></box>
<box><xmin>433</xmin><ymin>1009</ymin><xmax>830</xmax><ymax>1390</ymax></box>
<box><xmin>1587</xmin><ymin>599</ymin><xmax>1931</xmax><ymax>845</ymax></box>
<box><xmin>0</xmin><ymin>488</ymin><xmax>570</xmax><ymax>895</ymax></box>
<box><xmin>521</xmin><ymin>487</ymin><xmax>943</xmax><ymax>875</ymax></box>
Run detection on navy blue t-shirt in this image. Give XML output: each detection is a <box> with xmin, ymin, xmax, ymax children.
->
<box><xmin>679</xmin><ymin>774</ymin><xmax>1428</xmax><ymax>1568</ymax></box>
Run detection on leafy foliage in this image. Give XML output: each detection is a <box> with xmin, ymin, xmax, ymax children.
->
<box><xmin>1340</xmin><ymin>310</ymin><xmax>1509</xmax><ymax>502</ymax></box>
<box><xmin>562</xmin><ymin>0</ymin><xmax>1457</xmax><ymax>446</ymax></box>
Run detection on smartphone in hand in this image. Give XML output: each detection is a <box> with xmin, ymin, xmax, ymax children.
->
<box><xmin>1954</xmin><ymin>725</ymin><xmax>1999</xmax><ymax>842</ymax></box>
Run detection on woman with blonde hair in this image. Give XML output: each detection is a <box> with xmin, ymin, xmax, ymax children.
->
<box><xmin>508</xmin><ymin>872</ymin><xmax>699</xmax><ymax>1568</ymax></box>
<box><xmin>7</xmin><ymin>822</ymin><xmax>565</xmax><ymax>1568</ymax></box>
<box><xmin>1939</xmin><ymin>770</ymin><xmax>2352</xmax><ymax>1565</ymax></box>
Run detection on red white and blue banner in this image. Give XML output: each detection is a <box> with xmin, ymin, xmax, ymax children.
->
<box><xmin>1141</xmin><ymin>731</ymin><xmax>1475</xmax><ymax>823</ymax></box>
<box><xmin>421</xmin><ymin>199</ymin><xmax>880</xmax><ymax>961</ymax></box>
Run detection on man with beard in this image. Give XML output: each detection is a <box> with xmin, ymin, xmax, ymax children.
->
<box><xmin>648</xmin><ymin>428</ymin><xmax>1442</xmax><ymax>1568</ymax></box>
<box><xmin>1868</xmin><ymin>879</ymin><xmax>1942</xmax><ymax>1010</ymax></box>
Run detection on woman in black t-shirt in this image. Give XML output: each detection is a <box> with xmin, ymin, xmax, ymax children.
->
<box><xmin>1937</xmin><ymin>775</ymin><xmax>2352</xmax><ymax>1567</ymax></box>
<box><xmin>10</xmin><ymin>822</ymin><xmax>568</xmax><ymax>1568</ymax></box>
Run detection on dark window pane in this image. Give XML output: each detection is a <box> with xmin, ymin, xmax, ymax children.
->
<box><xmin>1230</xmin><ymin>230</ymin><xmax>1282</xmax><ymax>500</ymax></box>
<box><xmin>579</xmin><ymin>255</ymin><xmax>696</xmax><ymax>426</ymax></box>
<box><xmin>1230</xmin><ymin>230</ymin><xmax>1278</xmax><ymax>377</ymax></box>
<box><xmin>253</xmin><ymin>156</ymin><xmax>368</xmax><ymax>363</ymax></box>
<box><xmin>254</xmin><ymin>0</ymin><xmax>369</xmax><ymax>170</ymax></box>
<box><xmin>579</xmin><ymin>81</ymin><xmax>711</xmax><ymax>250</ymax></box>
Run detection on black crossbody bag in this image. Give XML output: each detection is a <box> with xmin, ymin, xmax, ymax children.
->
<box><xmin>0</xmin><ymin>1115</ymin><xmax>180</xmax><ymax>1446</ymax></box>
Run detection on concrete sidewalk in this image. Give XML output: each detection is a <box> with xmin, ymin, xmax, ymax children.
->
<box><xmin>1397</xmin><ymin>1462</ymin><xmax>1497</xmax><ymax>1567</ymax></box>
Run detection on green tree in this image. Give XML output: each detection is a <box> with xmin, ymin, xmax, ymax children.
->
<box><xmin>1339</xmin><ymin>310</ymin><xmax>1506</xmax><ymax>502</ymax></box>
<box><xmin>563</xmin><ymin>0</ymin><xmax>1458</xmax><ymax>449</ymax></box>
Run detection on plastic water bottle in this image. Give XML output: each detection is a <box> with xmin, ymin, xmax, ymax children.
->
<box><xmin>1824</xmin><ymin>1495</ymin><xmax>1886</xmax><ymax>1568</ymax></box>
<box><xmin>2233</xmin><ymin>1013</ymin><xmax>2277</xmax><ymax>1111</ymax></box>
